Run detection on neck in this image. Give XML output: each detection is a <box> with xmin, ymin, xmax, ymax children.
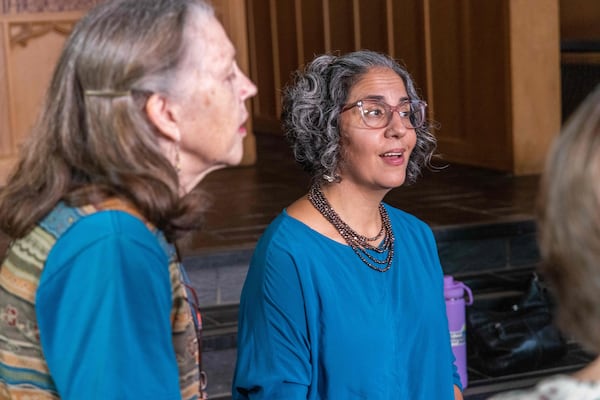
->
<box><xmin>574</xmin><ymin>356</ymin><xmax>600</xmax><ymax>382</ymax></box>
<box><xmin>308</xmin><ymin>183</ymin><xmax>395</xmax><ymax>272</ymax></box>
<box><xmin>316</xmin><ymin>183</ymin><xmax>385</xmax><ymax>238</ymax></box>
<box><xmin>178</xmin><ymin>164</ymin><xmax>224</xmax><ymax>196</ymax></box>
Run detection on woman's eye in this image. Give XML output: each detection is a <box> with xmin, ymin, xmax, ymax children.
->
<box><xmin>365</xmin><ymin>108</ymin><xmax>384</xmax><ymax>118</ymax></box>
<box><xmin>226</xmin><ymin>63</ymin><xmax>240</xmax><ymax>82</ymax></box>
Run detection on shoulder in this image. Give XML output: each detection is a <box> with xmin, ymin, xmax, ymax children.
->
<box><xmin>384</xmin><ymin>203</ymin><xmax>427</xmax><ymax>226</ymax></box>
<box><xmin>254</xmin><ymin>210</ymin><xmax>312</xmax><ymax>258</ymax></box>
<box><xmin>60</xmin><ymin>210</ymin><xmax>161</xmax><ymax>248</ymax></box>
<box><xmin>490</xmin><ymin>375</ymin><xmax>600</xmax><ymax>399</ymax></box>
<box><xmin>537</xmin><ymin>375</ymin><xmax>600</xmax><ymax>396</ymax></box>
<box><xmin>43</xmin><ymin>207</ymin><xmax>170</xmax><ymax>273</ymax></box>
<box><xmin>41</xmin><ymin>202</ymin><xmax>154</xmax><ymax>237</ymax></box>
<box><xmin>38</xmin><ymin>208</ymin><xmax>173</xmax><ymax>302</ymax></box>
<box><xmin>383</xmin><ymin>203</ymin><xmax>434</xmax><ymax>237</ymax></box>
<box><xmin>250</xmin><ymin>209</ymin><xmax>334</xmax><ymax>277</ymax></box>
<box><xmin>259</xmin><ymin>207</ymin><xmax>319</xmax><ymax>242</ymax></box>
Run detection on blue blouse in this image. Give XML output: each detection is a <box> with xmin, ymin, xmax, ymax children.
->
<box><xmin>233</xmin><ymin>205</ymin><xmax>460</xmax><ymax>399</ymax></box>
<box><xmin>36</xmin><ymin>211</ymin><xmax>182</xmax><ymax>399</ymax></box>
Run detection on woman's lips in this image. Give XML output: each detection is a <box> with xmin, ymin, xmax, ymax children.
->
<box><xmin>380</xmin><ymin>149</ymin><xmax>406</xmax><ymax>166</ymax></box>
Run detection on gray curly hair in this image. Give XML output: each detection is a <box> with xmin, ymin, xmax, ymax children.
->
<box><xmin>281</xmin><ymin>50</ymin><xmax>436</xmax><ymax>185</ymax></box>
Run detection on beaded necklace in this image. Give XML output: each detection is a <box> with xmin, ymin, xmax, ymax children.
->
<box><xmin>308</xmin><ymin>184</ymin><xmax>395</xmax><ymax>272</ymax></box>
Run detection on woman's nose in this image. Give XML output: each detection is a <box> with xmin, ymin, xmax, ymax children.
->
<box><xmin>385</xmin><ymin>111</ymin><xmax>409</xmax><ymax>137</ymax></box>
<box><xmin>241</xmin><ymin>72</ymin><xmax>257</xmax><ymax>100</ymax></box>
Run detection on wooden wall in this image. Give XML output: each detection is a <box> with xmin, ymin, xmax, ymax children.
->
<box><xmin>559</xmin><ymin>0</ymin><xmax>600</xmax><ymax>119</ymax></box>
<box><xmin>246</xmin><ymin>0</ymin><xmax>563</xmax><ymax>175</ymax></box>
<box><xmin>0</xmin><ymin>7</ymin><xmax>85</xmax><ymax>184</ymax></box>
<box><xmin>1</xmin><ymin>0</ymin><xmax>593</xmax><ymax>179</ymax></box>
<box><xmin>560</xmin><ymin>0</ymin><xmax>600</xmax><ymax>41</ymax></box>
<box><xmin>247</xmin><ymin>0</ymin><xmax>428</xmax><ymax>134</ymax></box>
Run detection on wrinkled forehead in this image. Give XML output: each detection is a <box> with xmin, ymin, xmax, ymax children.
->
<box><xmin>181</xmin><ymin>12</ymin><xmax>235</xmax><ymax>73</ymax></box>
<box><xmin>347</xmin><ymin>67</ymin><xmax>408</xmax><ymax>102</ymax></box>
<box><xmin>354</xmin><ymin>66</ymin><xmax>404</xmax><ymax>86</ymax></box>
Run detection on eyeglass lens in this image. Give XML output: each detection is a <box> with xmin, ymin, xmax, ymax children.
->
<box><xmin>359</xmin><ymin>100</ymin><xmax>426</xmax><ymax>129</ymax></box>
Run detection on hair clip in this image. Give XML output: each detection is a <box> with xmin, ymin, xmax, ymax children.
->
<box><xmin>84</xmin><ymin>89</ymin><xmax>131</xmax><ymax>98</ymax></box>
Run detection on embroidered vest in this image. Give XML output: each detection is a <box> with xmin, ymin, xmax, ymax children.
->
<box><xmin>0</xmin><ymin>202</ymin><xmax>201</xmax><ymax>399</ymax></box>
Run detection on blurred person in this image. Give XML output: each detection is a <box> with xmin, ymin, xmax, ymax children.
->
<box><xmin>233</xmin><ymin>50</ymin><xmax>462</xmax><ymax>399</ymax></box>
<box><xmin>0</xmin><ymin>0</ymin><xmax>256</xmax><ymax>398</ymax></box>
<box><xmin>489</xmin><ymin>85</ymin><xmax>600</xmax><ymax>400</ymax></box>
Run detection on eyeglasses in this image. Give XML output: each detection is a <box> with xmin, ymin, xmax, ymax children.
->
<box><xmin>341</xmin><ymin>98</ymin><xmax>427</xmax><ymax>129</ymax></box>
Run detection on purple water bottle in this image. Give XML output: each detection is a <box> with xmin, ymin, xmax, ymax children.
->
<box><xmin>444</xmin><ymin>275</ymin><xmax>473</xmax><ymax>389</ymax></box>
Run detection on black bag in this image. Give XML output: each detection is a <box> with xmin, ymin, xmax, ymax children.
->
<box><xmin>466</xmin><ymin>274</ymin><xmax>568</xmax><ymax>376</ymax></box>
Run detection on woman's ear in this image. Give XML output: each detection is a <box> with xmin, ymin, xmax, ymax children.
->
<box><xmin>145</xmin><ymin>93</ymin><xmax>181</xmax><ymax>142</ymax></box>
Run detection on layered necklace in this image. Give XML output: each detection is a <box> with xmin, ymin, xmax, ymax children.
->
<box><xmin>308</xmin><ymin>184</ymin><xmax>395</xmax><ymax>272</ymax></box>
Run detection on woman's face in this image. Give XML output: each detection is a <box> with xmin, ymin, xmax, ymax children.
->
<box><xmin>171</xmin><ymin>14</ymin><xmax>257</xmax><ymax>191</ymax></box>
<box><xmin>338</xmin><ymin>67</ymin><xmax>417</xmax><ymax>192</ymax></box>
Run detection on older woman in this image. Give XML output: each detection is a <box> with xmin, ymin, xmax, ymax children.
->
<box><xmin>0</xmin><ymin>0</ymin><xmax>256</xmax><ymax>398</ymax></box>
<box><xmin>233</xmin><ymin>50</ymin><xmax>462</xmax><ymax>399</ymax></box>
<box><xmin>489</xmin><ymin>86</ymin><xmax>600</xmax><ymax>399</ymax></box>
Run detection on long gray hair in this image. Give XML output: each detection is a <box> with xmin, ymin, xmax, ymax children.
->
<box><xmin>281</xmin><ymin>50</ymin><xmax>437</xmax><ymax>185</ymax></box>
<box><xmin>537</xmin><ymin>84</ymin><xmax>600</xmax><ymax>353</ymax></box>
<box><xmin>0</xmin><ymin>0</ymin><xmax>213</xmax><ymax>240</ymax></box>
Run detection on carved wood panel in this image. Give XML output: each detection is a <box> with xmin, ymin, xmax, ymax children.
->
<box><xmin>0</xmin><ymin>12</ymin><xmax>82</xmax><ymax>183</ymax></box>
<box><xmin>8</xmin><ymin>20</ymin><xmax>76</xmax><ymax>147</ymax></box>
<box><xmin>0</xmin><ymin>26</ymin><xmax>10</xmax><ymax>158</ymax></box>
<box><xmin>1</xmin><ymin>0</ymin><xmax>101</xmax><ymax>14</ymax></box>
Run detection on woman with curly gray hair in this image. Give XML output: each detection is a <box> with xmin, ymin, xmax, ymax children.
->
<box><xmin>234</xmin><ymin>50</ymin><xmax>462</xmax><ymax>399</ymax></box>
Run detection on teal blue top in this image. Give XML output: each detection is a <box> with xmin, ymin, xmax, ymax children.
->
<box><xmin>37</xmin><ymin>210</ymin><xmax>182</xmax><ymax>399</ymax></box>
<box><xmin>233</xmin><ymin>205</ymin><xmax>460</xmax><ymax>399</ymax></box>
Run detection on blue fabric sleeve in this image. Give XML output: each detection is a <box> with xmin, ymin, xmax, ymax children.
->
<box><xmin>36</xmin><ymin>211</ymin><xmax>181</xmax><ymax>400</ymax></box>
<box><xmin>422</xmin><ymin>227</ymin><xmax>463</xmax><ymax>392</ymax></box>
<box><xmin>233</xmin><ymin>220</ymin><xmax>310</xmax><ymax>399</ymax></box>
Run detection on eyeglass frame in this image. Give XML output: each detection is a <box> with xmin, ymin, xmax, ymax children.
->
<box><xmin>341</xmin><ymin>98</ymin><xmax>428</xmax><ymax>129</ymax></box>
